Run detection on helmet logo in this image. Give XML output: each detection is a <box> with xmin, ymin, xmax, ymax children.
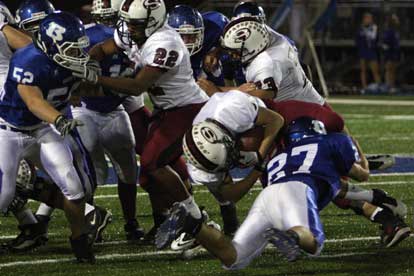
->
<box><xmin>46</xmin><ymin>22</ymin><xmax>66</xmax><ymax>41</ymax></box>
<box><xmin>200</xmin><ymin>126</ymin><xmax>217</xmax><ymax>143</ymax></box>
<box><xmin>143</xmin><ymin>0</ymin><xmax>161</xmax><ymax>10</ymax></box>
<box><xmin>234</xmin><ymin>28</ymin><xmax>251</xmax><ymax>43</ymax></box>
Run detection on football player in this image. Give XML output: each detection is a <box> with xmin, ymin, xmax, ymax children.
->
<box><xmin>74</xmin><ymin>0</ymin><xmax>209</xmax><ymax>240</ymax></box>
<box><xmin>156</xmin><ymin>117</ymin><xmax>410</xmax><ymax>269</ymax></box>
<box><xmin>4</xmin><ymin>0</ymin><xmax>112</xmax><ymax>252</ymax></box>
<box><xmin>71</xmin><ymin>0</ymin><xmax>145</xmax><ymax>241</ymax></box>
<box><xmin>15</xmin><ymin>0</ymin><xmax>55</xmax><ymax>35</ymax></box>
<box><xmin>0</xmin><ymin>12</ymin><xmax>96</xmax><ymax>263</ymax></box>
<box><xmin>168</xmin><ymin>6</ymin><xmax>231</xmax><ymax>87</ymax></box>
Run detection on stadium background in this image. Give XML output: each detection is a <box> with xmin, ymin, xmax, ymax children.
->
<box><xmin>3</xmin><ymin>0</ymin><xmax>414</xmax><ymax>95</ymax></box>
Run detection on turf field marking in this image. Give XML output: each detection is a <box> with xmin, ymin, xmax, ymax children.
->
<box><xmin>0</xmin><ymin>234</ymin><xmax>409</xmax><ymax>268</ymax></box>
<box><xmin>328</xmin><ymin>99</ymin><xmax>414</xmax><ymax>106</ymax></box>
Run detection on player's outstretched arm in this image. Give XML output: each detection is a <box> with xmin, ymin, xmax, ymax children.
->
<box><xmin>18</xmin><ymin>84</ymin><xmax>61</xmax><ymax>124</ymax></box>
<box><xmin>97</xmin><ymin>65</ymin><xmax>164</xmax><ymax>96</ymax></box>
<box><xmin>219</xmin><ymin>170</ymin><xmax>262</xmax><ymax>203</ymax></box>
<box><xmin>89</xmin><ymin>38</ymin><xmax>120</xmax><ymax>61</ymax></box>
<box><xmin>2</xmin><ymin>25</ymin><xmax>32</xmax><ymax>50</ymax></box>
<box><xmin>255</xmin><ymin>107</ymin><xmax>284</xmax><ymax>159</ymax></box>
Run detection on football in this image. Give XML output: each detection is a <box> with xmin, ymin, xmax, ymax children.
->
<box><xmin>237</xmin><ymin>126</ymin><xmax>264</xmax><ymax>151</ymax></box>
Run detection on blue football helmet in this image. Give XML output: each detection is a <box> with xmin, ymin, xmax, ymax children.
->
<box><xmin>202</xmin><ymin>11</ymin><xmax>229</xmax><ymax>53</ymax></box>
<box><xmin>35</xmin><ymin>12</ymin><xmax>90</xmax><ymax>70</ymax></box>
<box><xmin>0</xmin><ymin>1</ymin><xmax>14</xmax><ymax>25</ymax></box>
<box><xmin>168</xmin><ymin>5</ymin><xmax>204</xmax><ymax>56</ymax></box>
<box><xmin>15</xmin><ymin>0</ymin><xmax>55</xmax><ymax>33</ymax></box>
<box><xmin>232</xmin><ymin>1</ymin><xmax>266</xmax><ymax>23</ymax></box>
<box><xmin>285</xmin><ymin>117</ymin><xmax>327</xmax><ymax>145</ymax></box>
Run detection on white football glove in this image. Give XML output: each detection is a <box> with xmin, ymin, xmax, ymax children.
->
<box><xmin>72</xmin><ymin>59</ymin><xmax>101</xmax><ymax>84</ymax></box>
<box><xmin>54</xmin><ymin>115</ymin><xmax>84</xmax><ymax>137</ymax></box>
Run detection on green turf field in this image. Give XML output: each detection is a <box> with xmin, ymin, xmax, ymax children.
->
<box><xmin>1</xmin><ymin>99</ymin><xmax>414</xmax><ymax>276</ymax></box>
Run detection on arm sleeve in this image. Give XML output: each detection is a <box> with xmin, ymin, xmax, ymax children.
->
<box><xmin>141</xmin><ymin>39</ymin><xmax>184</xmax><ymax>70</ymax></box>
<box><xmin>9</xmin><ymin>55</ymin><xmax>44</xmax><ymax>87</ymax></box>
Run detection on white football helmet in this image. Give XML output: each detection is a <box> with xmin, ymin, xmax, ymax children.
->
<box><xmin>118</xmin><ymin>0</ymin><xmax>166</xmax><ymax>45</ymax></box>
<box><xmin>183</xmin><ymin>120</ymin><xmax>238</xmax><ymax>173</ymax></box>
<box><xmin>0</xmin><ymin>1</ymin><xmax>15</xmax><ymax>25</ymax></box>
<box><xmin>221</xmin><ymin>16</ymin><xmax>270</xmax><ymax>64</ymax></box>
<box><xmin>91</xmin><ymin>0</ymin><xmax>123</xmax><ymax>26</ymax></box>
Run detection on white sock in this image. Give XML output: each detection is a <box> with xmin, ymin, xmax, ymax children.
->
<box><xmin>181</xmin><ymin>196</ymin><xmax>201</xmax><ymax>219</ymax></box>
<box><xmin>84</xmin><ymin>203</ymin><xmax>95</xmax><ymax>216</ymax></box>
<box><xmin>36</xmin><ymin>203</ymin><xmax>54</xmax><ymax>217</ymax></box>
<box><xmin>15</xmin><ymin>208</ymin><xmax>38</xmax><ymax>225</ymax></box>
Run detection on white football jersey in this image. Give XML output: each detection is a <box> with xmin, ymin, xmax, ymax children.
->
<box><xmin>245</xmin><ymin>29</ymin><xmax>325</xmax><ymax>105</ymax></box>
<box><xmin>115</xmin><ymin>24</ymin><xmax>208</xmax><ymax>109</ymax></box>
<box><xmin>0</xmin><ymin>27</ymin><xmax>12</xmax><ymax>90</ymax></box>
<box><xmin>122</xmin><ymin>95</ymin><xmax>145</xmax><ymax>114</ymax></box>
<box><xmin>190</xmin><ymin>90</ymin><xmax>265</xmax><ymax>187</ymax></box>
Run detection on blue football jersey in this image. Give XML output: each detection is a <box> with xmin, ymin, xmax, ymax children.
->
<box><xmin>267</xmin><ymin>133</ymin><xmax>359</xmax><ymax>210</ymax></box>
<box><xmin>81</xmin><ymin>23</ymin><xmax>130</xmax><ymax>113</ymax></box>
<box><xmin>0</xmin><ymin>44</ymin><xmax>78</xmax><ymax>127</ymax></box>
<box><xmin>190</xmin><ymin>12</ymin><xmax>231</xmax><ymax>86</ymax></box>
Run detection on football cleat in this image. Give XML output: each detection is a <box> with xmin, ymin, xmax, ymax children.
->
<box><xmin>372</xmin><ymin>189</ymin><xmax>407</xmax><ymax>219</ymax></box>
<box><xmin>124</xmin><ymin>219</ymin><xmax>145</xmax><ymax>241</ymax></box>
<box><xmin>87</xmin><ymin>206</ymin><xmax>112</xmax><ymax>243</ymax></box>
<box><xmin>264</xmin><ymin>228</ymin><xmax>301</xmax><ymax>262</ymax></box>
<box><xmin>70</xmin><ymin>234</ymin><xmax>95</xmax><ymax>264</ymax></box>
<box><xmin>181</xmin><ymin>221</ymin><xmax>221</xmax><ymax>260</ymax></box>
<box><xmin>7</xmin><ymin>223</ymin><xmax>48</xmax><ymax>252</ymax></box>
<box><xmin>171</xmin><ymin>208</ymin><xmax>209</xmax><ymax>251</ymax></box>
<box><xmin>380</xmin><ymin>218</ymin><xmax>411</xmax><ymax>248</ymax></box>
<box><xmin>366</xmin><ymin>154</ymin><xmax>395</xmax><ymax>171</ymax></box>
<box><xmin>155</xmin><ymin>202</ymin><xmax>203</xmax><ymax>250</ymax></box>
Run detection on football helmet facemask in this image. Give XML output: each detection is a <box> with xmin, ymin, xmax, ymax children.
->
<box><xmin>35</xmin><ymin>12</ymin><xmax>90</xmax><ymax>71</ymax></box>
<box><xmin>15</xmin><ymin>0</ymin><xmax>55</xmax><ymax>34</ymax></box>
<box><xmin>221</xmin><ymin>16</ymin><xmax>270</xmax><ymax>65</ymax></box>
<box><xmin>168</xmin><ymin>5</ymin><xmax>204</xmax><ymax>56</ymax></box>
<box><xmin>117</xmin><ymin>0</ymin><xmax>166</xmax><ymax>46</ymax></box>
<box><xmin>91</xmin><ymin>0</ymin><xmax>123</xmax><ymax>27</ymax></box>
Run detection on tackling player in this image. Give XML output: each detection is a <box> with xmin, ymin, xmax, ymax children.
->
<box><xmin>0</xmin><ymin>12</ymin><xmax>96</xmax><ymax>263</ymax></box>
<box><xmin>156</xmin><ymin>117</ymin><xmax>410</xmax><ymax>269</ymax></box>
<box><xmin>74</xmin><ymin>0</ymin><xmax>209</xmax><ymax>239</ymax></box>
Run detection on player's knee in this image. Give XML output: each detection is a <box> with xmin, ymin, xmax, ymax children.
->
<box><xmin>223</xmin><ymin>241</ymin><xmax>249</xmax><ymax>270</ymax></box>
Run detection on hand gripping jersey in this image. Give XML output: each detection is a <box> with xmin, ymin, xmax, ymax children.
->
<box><xmin>267</xmin><ymin>133</ymin><xmax>359</xmax><ymax>210</ymax></box>
<box><xmin>190</xmin><ymin>90</ymin><xmax>266</xmax><ymax>188</ymax></box>
<box><xmin>245</xmin><ymin>28</ymin><xmax>325</xmax><ymax>105</ymax></box>
<box><xmin>0</xmin><ymin>44</ymin><xmax>78</xmax><ymax>128</ymax></box>
<box><xmin>115</xmin><ymin>24</ymin><xmax>208</xmax><ymax>110</ymax></box>
<box><xmin>82</xmin><ymin>23</ymin><xmax>132</xmax><ymax>113</ymax></box>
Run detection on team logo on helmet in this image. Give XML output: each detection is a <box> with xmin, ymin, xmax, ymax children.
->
<box><xmin>143</xmin><ymin>0</ymin><xmax>162</xmax><ymax>10</ymax></box>
<box><xmin>234</xmin><ymin>28</ymin><xmax>251</xmax><ymax>43</ymax></box>
<box><xmin>200</xmin><ymin>126</ymin><xmax>218</xmax><ymax>143</ymax></box>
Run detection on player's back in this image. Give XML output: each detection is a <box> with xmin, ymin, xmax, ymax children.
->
<box><xmin>246</xmin><ymin>30</ymin><xmax>324</xmax><ymax>105</ymax></box>
<box><xmin>139</xmin><ymin>25</ymin><xmax>208</xmax><ymax>109</ymax></box>
<box><xmin>267</xmin><ymin>133</ymin><xmax>358</xmax><ymax>209</ymax></box>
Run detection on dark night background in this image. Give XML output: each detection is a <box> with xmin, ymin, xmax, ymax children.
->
<box><xmin>2</xmin><ymin>0</ymin><xmax>207</xmax><ymax>15</ymax></box>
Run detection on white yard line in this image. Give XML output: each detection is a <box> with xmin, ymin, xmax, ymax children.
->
<box><xmin>1</xmin><ymin>234</ymin><xmax>411</xmax><ymax>268</ymax></box>
<box><xmin>327</xmin><ymin>99</ymin><xmax>414</xmax><ymax>106</ymax></box>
